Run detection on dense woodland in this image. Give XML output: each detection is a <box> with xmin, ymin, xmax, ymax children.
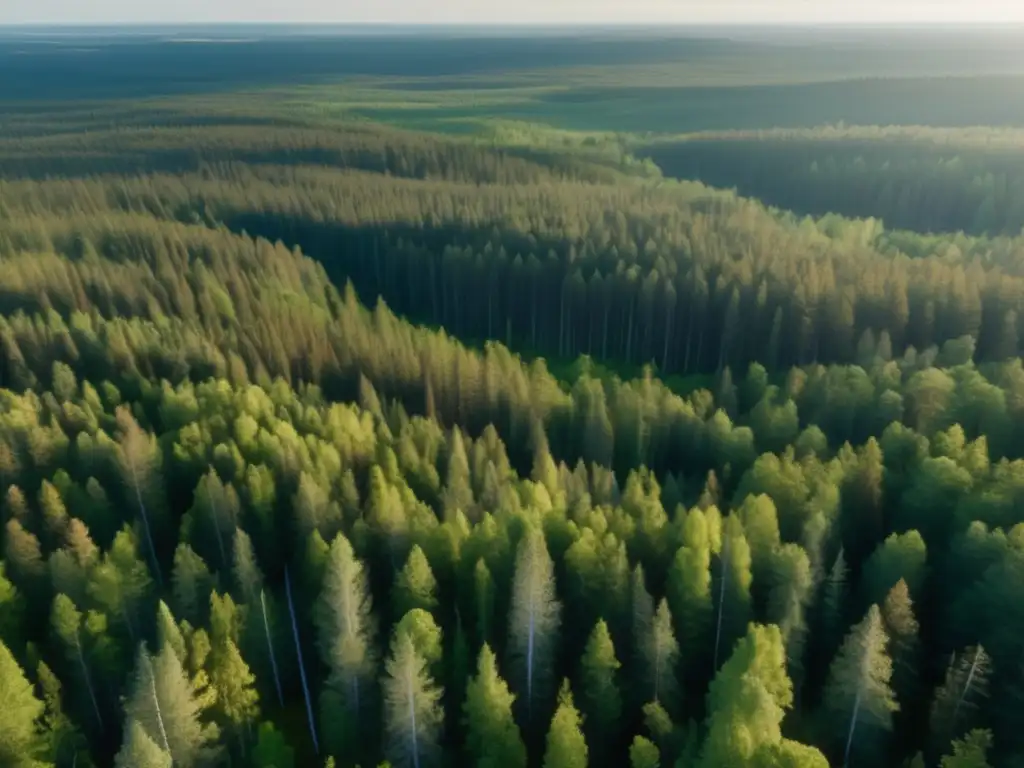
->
<box><xmin>1</xmin><ymin>111</ymin><xmax>1024</xmax><ymax>768</ymax></box>
<box><xmin>643</xmin><ymin>127</ymin><xmax>1024</xmax><ymax>237</ymax></box>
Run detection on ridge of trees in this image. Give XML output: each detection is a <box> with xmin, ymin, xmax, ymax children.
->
<box><xmin>643</xmin><ymin>126</ymin><xmax>1024</xmax><ymax>236</ymax></box>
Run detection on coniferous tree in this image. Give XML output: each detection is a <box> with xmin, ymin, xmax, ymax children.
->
<box><xmin>315</xmin><ymin>533</ymin><xmax>377</xmax><ymax>761</ymax></box>
<box><xmin>393</xmin><ymin>545</ymin><xmax>438</xmax><ymax>620</ymax></box>
<box><xmin>629</xmin><ymin>736</ymin><xmax>661</xmax><ymax>768</ymax></box>
<box><xmin>940</xmin><ymin>729</ymin><xmax>993</xmax><ymax>768</ymax></box>
<box><xmin>115</xmin><ymin>720</ymin><xmax>172</xmax><ymax>768</ymax></box>
<box><xmin>50</xmin><ymin>594</ymin><xmax>105</xmax><ymax>732</ymax></box>
<box><xmin>508</xmin><ymin>528</ymin><xmax>560</xmax><ymax>725</ymax></box>
<box><xmin>463</xmin><ymin>644</ymin><xmax>527</xmax><ymax>768</ymax></box>
<box><xmin>252</xmin><ymin>722</ymin><xmax>295</xmax><ymax>768</ymax></box>
<box><xmin>207</xmin><ymin>594</ymin><xmax>259</xmax><ymax>755</ymax></box>
<box><xmin>578</xmin><ymin>619</ymin><xmax>622</xmax><ymax>759</ymax></box>
<box><xmin>929</xmin><ymin>646</ymin><xmax>991</xmax><ymax>756</ymax></box>
<box><xmin>637</xmin><ymin>598</ymin><xmax>680</xmax><ymax>711</ymax></box>
<box><xmin>823</xmin><ymin>605</ymin><xmax>898</xmax><ymax>766</ymax></box>
<box><xmin>542</xmin><ymin>680</ymin><xmax>588</xmax><ymax>768</ymax></box>
<box><xmin>0</xmin><ymin>639</ymin><xmax>50</xmax><ymax>768</ymax></box>
<box><xmin>382</xmin><ymin>629</ymin><xmax>444</xmax><ymax>768</ymax></box>
<box><xmin>122</xmin><ymin>642</ymin><xmax>220</xmax><ymax>768</ymax></box>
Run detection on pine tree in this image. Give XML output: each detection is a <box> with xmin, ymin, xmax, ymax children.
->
<box><xmin>0</xmin><ymin>563</ymin><xmax>25</xmax><ymax>651</ymax></box>
<box><xmin>394</xmin><ymin>545</ymin><xmax>438</xmax><ymax>619</ymax></box>
<box><xmin>698</xmin><ymin>624</ymin><xmax>828</xmax><ymax>767</ymax></box>
<box><xmin>578</xmin><ymin>620</ymin><xmax>621</xmax><ymax>759</ymax></box>
<box><xmin>122</xmin><ymin>642</ymin><xmax>220</xmax><ymax>768</ymax></box>
<box><xmin>463</xmin><ymin>644</ymin><xmax>527</xmax><ymax>768</ymax></box>
<box><xmin>172</xmin><ymin>543</ymin><xmax>215</xmax><ymax>627</ymax></box>
<box><xmin>629</xmin><ymin>736</ymin><xmax>661</xmax><ymax>768</ymax></box>
<box><xmin>315</xmin><ymin>533</ymin><xmax>377</xmax><ymax>759</ymax></box>
<box><xmin>208</xmin><ymin>622</ymin><xmax>259</xmax><ymax>752</ymax></box>
<box><xmin>0</xmin><ymin>639</ymin><xmax>50</xmax><ymax>767</ymax></box>
<box><xmin>87</xmin><ymin>525</ymin><xmax>153</xmax><ymax>645</ymax></box>
<box><xmin>930</xmin><ymin>646</ymin><xmax>991</xmax><ymax>756</ymax></box>
<box><xmin>37</xmin><ymin>660</ymin><xmax>88</xmax><ymax>766</ymax></box>
<box><xmin>393</xmin><ymin>609</ymin><xmax>443</xmax><ymax>672</ymax></box>
<box><xmin>638</xmin><ymin>598</ymin><xmax>680</xmax><ymax>710</ymax></box>
<box><xmin>508</xmin><ymin>528</ymin><xmax>561</xmax><ymax>724</ymax></box>
<box><xmin>881</xmin><ymin>580</ymin><xmax>919</xmax><ymax>709</ymax></box>
<box><xmin>473</xmin><ymin>558</ymin><xmax>495</xmax><ymax>648</ymax></box>
<box><xmin>382</xmin><ymin>629</ymin><xmax>444</xmax><ymax>768</ymax></box>
<box><xmin>823</xmin><ymin>605</ymin><xmax>898</xmax><ymax>766</ymax></box>
<box><xmin>252</xmin><ymin>721</ymin><xmax>295</xmax><ymax>768</ymax></box>
<box><xmin>940</xmin><ymin>729</ymin><xmax>993</xmax><ymax>768</ymax></box>
<box><xmin>115</xmin><ymin>720</ymin><xmax>172</xmax><ymax>768</ymax></box>
<box><xmin>543</xmin><ymin>681</ymin><xmax>587</xmax><ymax>768</ymax></box>
<box><xmin>50</xmin><ymin>594</ymin><xmax>104</xmax><ymax>731</ymax></box>
<box><xmin>712</xmin><ymin>515</ymin><xmax>752</xmax><ymax>670</ymax></box>
<box><xmin>666</xmin><ymin>509</ymin><xmax>712</xmax><ymax>686</ymax></box>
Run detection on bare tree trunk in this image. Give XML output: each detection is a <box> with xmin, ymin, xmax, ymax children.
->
<box><xmin>285</xmin><ymin>568</ymin><xmax>319</xmax><ymax>755</ymax></box>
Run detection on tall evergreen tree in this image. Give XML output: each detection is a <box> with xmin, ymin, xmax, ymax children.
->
<box><xmin>382</xmin><ymin>630</ymin><xmax>444</xmax><ymax>768</ymax></box>
<box><xmin>508</xmin><ymin>528</ymin><xmax>561</xmax><ymax>725</ymax></box>
<box><xmin>823</xmin><ymin>605</ymin><xmax>898</xmax><ymax>766</ymax></box>
<box><xmin>393</xmin><ymin>545</ymin><xmax>439</xmax><ymax>620</ymax></box>
<box><xmin>542</xmin><ymin>681</ymin><xmax>588</xmax><ymax>768</ymax></box>
<box><xmin>114</xmin><ymin>720</ymin><xmax>172</xmax><ymax>768</ymax></box>
<box><xmin>122</xmin><ymin>642</ymin><xmax>220</xmax><ymax>768</ymax></box>
<box><xmin>0</xmin><ymin>639</ymin><xmax>50</xmax><ymax>768</ymax></box>
<box><xmin>929</xmin><ymin>646</ymin><xmax>991</xmax><ymax>757</ymax></box>
<box><xmin>463</xmin><ymin>644</ymin><xmax>527</xmax><ymax>768</ymax></box>
<box><xmin>315</xmin><ymin>533</ymin><xmax>377</xmax><ymax>761</ymax></box>
<box><xmin>578</xmin><ymin>620</ymin><xmax>622</xmax><ymax>759</ymax></box>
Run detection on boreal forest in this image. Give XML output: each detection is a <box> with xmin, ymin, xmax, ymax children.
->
<box><xmin>1</xmin><ymin>25</ymin><xmax>1024</xmax><ymax>768</ymax></box>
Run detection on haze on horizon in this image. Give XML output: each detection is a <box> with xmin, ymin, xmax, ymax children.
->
<box><xmin>5</xmin><ymin>0</ymin><xmax>1024</xmax><ymax>26</ymax></box>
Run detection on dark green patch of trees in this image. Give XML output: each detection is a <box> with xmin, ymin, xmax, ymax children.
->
<box><xmin>643</xmin><ymin>127</ymin><xmax>1024</xmax><ymax>236</ymax></box>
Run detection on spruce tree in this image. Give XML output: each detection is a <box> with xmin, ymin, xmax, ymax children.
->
<box><xmin>638</xmin><ymin>599</ymin><xmax>680</xmax><ymax>710</ymax></box>
<box><xmin>114</xmin><ymin>720</ymin><xmax>172</xmax><ymax>768</ymax></box>
<box><xmin>940</xmin><ymin>729</ymin><xmax>993</xmax><ymax>768</ymax></box>
<box><xmin>578</xmin><ymin>619</ymin><xmax>622</xmax><ymax>758</ymax></box>
<box><xmin>508</xmin><ymin>528</ymin><xmax>560</xmax><ymax>725</ymax></box>
<box><xmin>629</xmin><ymin>736</ymin><xmax>661</xmax><ymax>768</ymax></box>
<box><xmin>393</xmin><ymin>545</ymin><xmax>439</xmax><ymax>620</ymax></box>
<box><xmin>315</xmin><ymin>533</ymin><xmax>377</xmax><ymax>760</ymax></box>
<box><xmin>543</xmin><ymin>681</ymin><xmax>588</xmax><ymax>768</ymax></box>
<box><xmin>383</xmin><ymin>629</ymin><xmax>445</xmax><ymax>768</ymax></box>
<box><xmin>122</xmin><ymin>642</ymin><xmax>220</xmax><ymax>768</ymax></box>
<box><xmin>823</xmin><ymin>605</ymin><xmax>898</xmax><ymax>766</ymax></box>
<box><xmin>463</xmin><ymin>644</ymin><xmax>526</xmax><ymax>768</ymax></box>
<box><xmin>930</xmin><ymin>646</ymin><xmax>991</xmax><ymax>756</ymax></box>
<box><xmin>0</xmin><ymin>639</ymin><xmax>50</xmax><ymax>768</ymax></box>
<box><xmin>252</xmin><ymin>722</ymin><xmax>295</xmax><ymax>768</ymax></box>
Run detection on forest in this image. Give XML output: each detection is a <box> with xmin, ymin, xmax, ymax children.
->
<box><xmin>2</xmin><ymin>26</ymin><xmax>1024</xmax><ymax>768</ymax></box>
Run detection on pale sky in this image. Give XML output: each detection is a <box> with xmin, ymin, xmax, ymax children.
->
<box><xmin>4</xmin><ymin>0</ymin><xmax>1024</xmax><ymax>25</ymax></box>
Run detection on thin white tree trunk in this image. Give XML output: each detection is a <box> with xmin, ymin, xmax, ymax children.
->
<box><xmin>128</xmin><ymin>453</ymin><xmax>163</xmax><ymax>587</ymax></box>
<box><xmin>843</xmin><ymin>688</ymin><xmax>862</xmax><ymax>768</ymax></box>
<box><xmin>285</xmin><ymin>568</ymin><xmax>319</xmax><ymax>755</ymax></box>
<box><xmin>260</xmin><ymin>589</ymin><xmax>284</xmax><ymax>707</ymax></box>
<box><xmin>76</xmin><ymin>635</ymin><xmax>104</xmax><ymax>730</ymax></box>
<box><xmin>146</xmin><ymin>653</ymin><xmax>171</xmax><ymax>754</ymax></box>
<box><xmin>408</xmin><ymin>672</ymin><xmax>421</xmax><ymax>768</ymax></box>
<box><xmin>713</xmin><ymin>535</ymin><xmax>730</xmax><ymax>670</ymax></box>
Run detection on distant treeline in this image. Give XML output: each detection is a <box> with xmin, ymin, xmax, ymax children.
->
<box><xmin>643</xmin><ymin>126</ymin><xmax>1024</xmax><ymax>236</ymax></box>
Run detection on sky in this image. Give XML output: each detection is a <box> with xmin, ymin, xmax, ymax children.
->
<box><xmin>4</xmin><ymin>0</ymin><xmax>1024</xmax><ymax>25</ymax></box>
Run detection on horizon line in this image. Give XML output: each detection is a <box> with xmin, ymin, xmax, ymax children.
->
<box><xmin>4</xmin><ymin>20</ymin><xmax>1024</xmax><ymax>28</ymax></box>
